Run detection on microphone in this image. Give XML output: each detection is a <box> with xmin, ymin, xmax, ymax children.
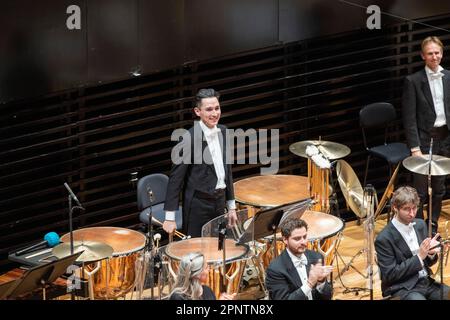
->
<box><xmin>218</xmin><ymin>220</ymin><xmax>227</xmax><ymax>251</ymax></box>
<box><xmin>64</xmin><ymin>182</ymin><xmax>84</xmax><ymax>209</ymax></box>
<box><xmin>16</xmin><ymin>232</ymin><xmax>60</xmax><ymax>256</ymax></box>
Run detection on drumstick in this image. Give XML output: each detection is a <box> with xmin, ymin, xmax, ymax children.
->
<box><xmin>151</xmin><ymin>216</ymin><xmax>186</xmax><ymax>239</ymax></box>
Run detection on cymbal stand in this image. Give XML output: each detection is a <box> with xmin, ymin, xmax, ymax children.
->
<box><xmin>427</xmin><ymin>138</ymin><xmax>434</xmax><ymax>238</ymax></box>
<box><xmin>374</xmin><ymin>163</ymin><xmax>400</xmax><ymax>221</ymax></box>
<box><xmin>363</xmin><ymin>185</ymin><xmax>376</xmax><ymax>300</ymax></box>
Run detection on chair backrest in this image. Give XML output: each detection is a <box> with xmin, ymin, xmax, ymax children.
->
<box><xmin>137</xmin><ymin>173</ymin><xmax>169</xmax><ymax>210</ymax></box>
<box><xmin>359</xmin><ymin>102</ymin><xmax>397</xmax><ymax>148</ymax></box>
<box><xmin>359</xmin><ymin>102</ymin><xmax>396</xmax><ymax>128</ymax></box>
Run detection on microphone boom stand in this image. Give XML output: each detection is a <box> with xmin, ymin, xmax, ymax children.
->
<box><xmin>64</xmin><ymin>183</ymin><xmax>85</xmax><ymax>300</ymax></box>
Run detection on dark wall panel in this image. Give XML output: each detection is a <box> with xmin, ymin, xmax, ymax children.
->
<box><xmin>184</xmin><ymin>0</ymin><xmax>278</xmax><ymax>61</ymax></box>
<box><xmin>0</xmin><ymin>0</ymin><xmax>86</xmax><ymax>102</ymax></box>
<box><xmin>2</xmin><ymin>1</ymin><xmax>450</xmax><ymax>103</ymax></box>
<box><xmin>87</xmin><ymin>0</ymin><xmax>139</xmax><ymax>83</ymax></box>
<box><xmin>279</xmin><ymin>0</ymin><xmax>450</xmax><ymax>43</ymax></box>
<box><xmin>139</xmin><ymin>0</ymin><xmax>184</xmax><ymax>73</ymax></box>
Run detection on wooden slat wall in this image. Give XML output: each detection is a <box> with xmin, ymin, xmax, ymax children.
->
<box><xmin>1</xmin><ymin>14</ymin><xmax>450</xmax><ymax>271</ymax></box>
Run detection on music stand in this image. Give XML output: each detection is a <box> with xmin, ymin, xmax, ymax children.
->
<box><xmin>237</xmin><ymin>198</ymin><xmax>311</xmax><ymax>245</ymax></box>
<box><xmin>6</xmin><ymin>251</ymin><xmax>82</xmax><ymax>300</ymax></box>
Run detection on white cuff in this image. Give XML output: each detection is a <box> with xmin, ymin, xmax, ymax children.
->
<box><xmin>165</xmin><ymin>211</ymin><xmax>175</xmax><ymax>221</ymax></box>
<box><xmin>301</xmin><ymin>283</ymin><xmax>312</xmax><ymax>298</ymax></box>
<box><xmin>227</xmin><ymin>200</ymin><xmax>236</xmax><ymax>210</ymax></box>
<box><xmin>416</xmin><ymin>255</ymin><xmax>424</xmax><ymax>267</ymax></box>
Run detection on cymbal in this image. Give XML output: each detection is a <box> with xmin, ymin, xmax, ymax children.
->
<box><xmin>52</xmin><ymin>241</ymin><xmax>114</xmax><ymax>262</ymax></box>
<box><xmin>402</xmin><ymin>155</ymin><xmax>450</xmax><ymax>176</ymax></box>
<box><xmin>336</xmin><ymin>160</ymin><xmax>365</xmax><ymax>218</ymax></box>
<box><xmin>289</xmin><ymin>140</ymin><xmax>351</xmax><ymax>160</ymax></box>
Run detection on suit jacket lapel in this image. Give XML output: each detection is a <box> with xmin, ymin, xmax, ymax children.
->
<box><xmin>219</xmin><ymin>126</ymin><xmax>228</xmax><ymax>176</ymax></box>
<box><xmin>388</xmin><ymin>222</ymin><xmax>413</xmax><ymax>259</ymax></box>
<box><xmin>281</xmin><ymin>251</ymin><xmax>303</xmax><ymax>288</ymax></box>
<box><xmin>305</xmin><ymin>250</ymin><xmax>313</xmax><ymax>275</ymax></box>
<box><xmin>421</xmin><ymin>70</ymin><xmax>436</xmax><ymax>114</ymax></box>
<box><xmin>199</xmin><ymin>128</ymin><xmax>217</xmax><ymax>176</ymax></box>
<box><xmin>413</xmin><ymin>219</ymin><xmax>425</xmax><ymax>244</ymax></box>
<box><xmin>442</xmin><ymin>70</ymin><xmax>450</xmax><ymax>116</ymax></box>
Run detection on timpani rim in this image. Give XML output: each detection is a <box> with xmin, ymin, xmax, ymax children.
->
<box><xmin>234</xmin><ymin>175</ymin><xmax>310</xmax><ymax>208</ymax></box>
<box><xmin>61</xmin><ymin>226</ymin><xmax>147</xmax><ymax>257</ymax></box>
<box><xmin>164</xmin><ymin>237</ymin><xmax>250</xmax><ymax>264</ymax></box>
<box><xmin>305</xmin><ymin>216</ymin><xmax>345</xmax><ymax>242</ymax></box>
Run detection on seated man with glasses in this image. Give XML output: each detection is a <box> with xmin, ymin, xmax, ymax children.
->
<box><xmin>375</xmin><ymin>186</ymin><xmax>449</xmax><ymax>300</ymax></box>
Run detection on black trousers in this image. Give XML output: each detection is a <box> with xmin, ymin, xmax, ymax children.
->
<box><xmin>185</xmin><ymin>192</ymin><xmax>226</xmax><ymax>238</ymax></box>
<box><xmin>414</xmin><ymin>127</ymin><xmax>450</xmax><ymax>229</ymax></box>
<box><xmin>393</xmin><ymin>277</ymin><xmax>450</xmax><ymax>300</ymax></box>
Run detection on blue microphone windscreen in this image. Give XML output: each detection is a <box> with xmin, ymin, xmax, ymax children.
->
<box><xmin>44</xmin><ymin>232</ymin><xmax>60</xmax><ymax>247</ymax></box>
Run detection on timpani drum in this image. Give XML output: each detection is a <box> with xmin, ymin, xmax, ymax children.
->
<box><xmin>61</xmin><ymin>227</ymin><xmax>146</xmax><ymax>299</ymax></box>
<box><xmin>303</xmin><ymin>210</ymin><xmax>344</xmax><ymax>265</ymax></box>
<box><xmin>234</xmin><ymin>175</ymin><xmax>310</xmax><ymax>216</ymax></box>
<box><xmin>164</xmin><ymin>237</ymin><xmax>249</xmax><ymax>298</ymax></box>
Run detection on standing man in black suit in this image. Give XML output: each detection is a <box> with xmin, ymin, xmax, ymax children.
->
<box><xmin>402</xmin><ymin>36</ymin><xmax>450</xmax><ymax>235</ymax></box>
<box><xmin>375</xmin><ymin>186</ymin><xmax>448</xmax><ymax>300</ymax></box>
<box><xmin>162</xmin><ymin>88</ymin><xmax>237</xmax><ymax>238</ymax></box>
<box><xmin>265</xmin><ymin>218</ymin><xmax>333</xmax><ymax>300</ymax></box>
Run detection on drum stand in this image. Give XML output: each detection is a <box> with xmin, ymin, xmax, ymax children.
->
<box><xmin>140</xmin><ymin>192</ymin><xmax>159</xmax><ymax>300</ymax></box>
<box><xmin>218</xmin><ymin>221</ymin><xmax>228</xmax><ymax>294</ymax></box>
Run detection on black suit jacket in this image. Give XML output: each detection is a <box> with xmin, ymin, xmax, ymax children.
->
<box><xmin>402</xmin><ymin>68</ymin><xmax>450</xmax><ymax>149</ymax></box>
<box><xmin>374</xmin><ymin>218</ymin><xmax>438</xmax><ymax>297</ymax></box>
<box><xmin>164</xmin><ymin>122</ymin><xmax>234</xmax><ymax>228</ymax></box>
<box><xmin>265</xmin><ymin>249</ymin><xmax>333</xmax><ymax>300</ymax></box>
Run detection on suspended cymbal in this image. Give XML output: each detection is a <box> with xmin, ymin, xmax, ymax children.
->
<box><xmin>289</xmin><ymin>140</ymin><xmax>351</xmax><ymax>160</ymax></box>
<box><xmin>52</xmin><ymin>241</ymin><xmax>114</xmax><ymax>262</ymax></box>
<box><xmin>336</xmin><ymin>160</ymin><xmax>365</xmax><ymax>218</ymax></box>
<box><xmin>402</xmin><ymin>155</ymin><xmax>450</xmax><ymax>176</ymax></box>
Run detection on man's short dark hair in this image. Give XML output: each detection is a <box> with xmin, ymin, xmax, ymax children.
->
<box><xmin>280</xmin><ymin>218</ymin><xmax>308</xmax><ymax>238</ymax></box>
<box><xmin>195</xmin><ymin>88</ymin><xmax>220</xmax><ymax>108</ymax></box>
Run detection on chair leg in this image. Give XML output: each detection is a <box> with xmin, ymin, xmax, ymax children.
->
<box><xmin>363</xmin><ymin>155</ymin><xmax>371</xmax><ymax>187</ymax></box>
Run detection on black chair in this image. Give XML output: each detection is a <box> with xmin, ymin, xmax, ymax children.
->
<box><xmin>359</xmin><ymin>102</ymin><xmax>410</xmax><ymax>187</ymax></box>
<box><xmin>137</xmin><ymin>173</ymin><xmax>183</xmax><ymax>230</ymax></box>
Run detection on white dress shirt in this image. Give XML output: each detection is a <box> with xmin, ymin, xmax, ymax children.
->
<box><xmin>425</xmin><ymin>66</ymin><xmax>447</xmax><ymax>128</ymax></box>
<box><xmin>411</xmin><ymin>66</ymin><xmax>447</xmax><ymax>152</ymax></box>
<box><xmin>286</xmin><ymin>249</ymin><xmax>326</xmax><ymax>299</ymax></box>
<box><xmin>165</xmin><ymin>120</ymin><xmax>236</xmax><ymax>221</ymax></box>
<box><xmin>391</xmin><ymin>218</ymin><xmax>427</xmax><ymax>278</ymax></box>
